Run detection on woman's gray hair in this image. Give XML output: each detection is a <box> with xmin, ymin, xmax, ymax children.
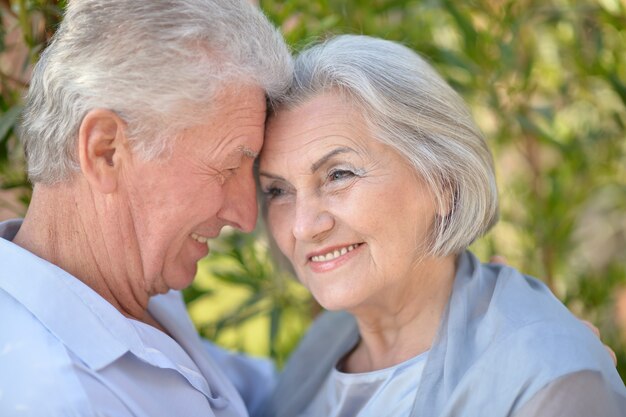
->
<box><xmin>21</xmin><ymin>0</ymin><xmax>292</xmax><ymax>184</ymax></box>
<box><xmin>272</xmin><ymin>35</ymin><xmax>498</xmax><ymax>256</ymax></box>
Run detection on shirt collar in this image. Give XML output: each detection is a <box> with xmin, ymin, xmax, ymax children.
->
<box><xmin>0</xmin><ymin>219</ymin><xmax>139</xmax><ymax>370</ymax></box>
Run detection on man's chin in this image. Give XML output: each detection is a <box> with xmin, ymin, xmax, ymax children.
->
<box><xmin>169</xmin><ymin>264</ymin><xmax>199</xmax><ymax>292</ymax></box>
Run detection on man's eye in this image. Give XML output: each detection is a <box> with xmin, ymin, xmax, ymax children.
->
<box><xmin>222</xmin><ymin>167</ymin><xmax>239</xmax><ymax>179</ymax></box>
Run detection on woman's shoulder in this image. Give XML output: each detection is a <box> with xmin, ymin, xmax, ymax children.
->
<box><xmin>458</xmin><ymin>251</ymin><xmax>584</xmax><ymax>332</ymax></box>
<box><xmin>448</xmin><ymin>252</ymin><xmax>624</xmax><ymax>396</ymax></box>
<box><xmin>419</xmin><ymin>252</ymin><xmax>626</xmax><ymax>416</ymax></box>
<box><xmin>288</xmin><ymin>310</ymin><xmax>359</xmax><ymax>366</ymax></box>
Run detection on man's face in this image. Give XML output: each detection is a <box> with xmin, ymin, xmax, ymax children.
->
<box><xmin>120</xmin><ymin>84</ymin><xmax>266</xmax><ymax>295</ymax></box>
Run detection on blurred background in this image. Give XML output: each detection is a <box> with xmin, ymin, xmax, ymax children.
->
<box><xmin>1</xmin><ymin>0</ymin><xmax>625</xmax><ymax>377</ymax></box>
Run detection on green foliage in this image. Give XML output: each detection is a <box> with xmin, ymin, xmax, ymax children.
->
<box><xmin>0</xmin><ymin>0</ymin><xmax>624</xmax><ymax>376</ymax></box>
<box><xmin>184</xmin><ymin>228</ymin><xmax>312</xmax><ymax>368</ymax></box>
<box><xmin>0</xmin><ymin>0</ymin><xmax>64</xmax><ymax>210</ymax></box>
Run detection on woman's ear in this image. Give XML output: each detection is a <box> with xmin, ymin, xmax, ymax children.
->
<box><xmin>78</xmin><ymin>109</ymin><xmax>128</xmax><ymax>194</ymax></box>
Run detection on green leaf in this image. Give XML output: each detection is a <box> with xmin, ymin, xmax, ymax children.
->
<box><xmin>0</xmin><ymin>106</ymin><xmax>23</xmax><ymax>142</ymax></box>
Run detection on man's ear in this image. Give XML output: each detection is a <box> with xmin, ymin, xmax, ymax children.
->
<box><xmin>78</xmin><ymin>109</ymin><xmax>128</xmax><ymax>194</ymax></box>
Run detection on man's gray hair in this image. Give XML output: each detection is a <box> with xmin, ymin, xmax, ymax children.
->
<box><xmin>272</xmin><ymin>35</ymin><xmax>498</xmax><ymax>256</ymax></box>
<box><xmin>21</xmin><ymin>0</ymin><xmax>292</xmax><ymax>184</ymax></box>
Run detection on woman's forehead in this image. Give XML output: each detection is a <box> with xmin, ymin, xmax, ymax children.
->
<box><xmin>264</xmin><ymin>95</ymin><xmax>369</xmax><ymax>151</ymax></box>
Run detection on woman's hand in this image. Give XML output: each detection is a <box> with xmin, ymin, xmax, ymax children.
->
<box><xmin>580</xmin><ymin>320</ymin><xmax>618</xmax><ymax>366</ymax></box>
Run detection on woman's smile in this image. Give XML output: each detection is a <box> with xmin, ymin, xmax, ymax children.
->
<box><xmin>306</xmin><ymin>242</ymin><xmax>364</xmax><ymax>273</ymax></box>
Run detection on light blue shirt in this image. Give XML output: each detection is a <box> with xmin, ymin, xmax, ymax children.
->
<box><xmin>0</xmin><ymin>219</ymin><xmax>274</xmax><ymax>417</ymax></box>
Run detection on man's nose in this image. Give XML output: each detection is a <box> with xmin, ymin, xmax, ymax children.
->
<box><xmin>219</xmin><ymin>170</ymin><xmax>258</xmax><ymax>233</ymax></box>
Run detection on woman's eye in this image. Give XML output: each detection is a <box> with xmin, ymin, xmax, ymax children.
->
<box><xmin>329</xmin><ymin>169</ymin><xmax>355</xmax><ymax>181</ymax></box>
<box><xmin>263</xmin><ymin>186</ymin><xmax>285</xmax><ymax>199</ymax></box>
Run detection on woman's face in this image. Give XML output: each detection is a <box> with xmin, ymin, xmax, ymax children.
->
<box><xmin>259</xmin><ymin>93</ymin><xmax>441</xmax><ymax>312</ymax></box>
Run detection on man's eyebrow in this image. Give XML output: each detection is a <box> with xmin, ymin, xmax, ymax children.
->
<box><xmin>310</xmin><ymin>147</ymin><xmax>353</xmax><ymax>173</ymax></box>
<box><xmin>238</xmin><ymin>146</ymin><xmax>258</xmax><ymax>159</ymax></box>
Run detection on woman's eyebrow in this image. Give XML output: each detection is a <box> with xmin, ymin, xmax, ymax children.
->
<box><xmin>258</xmin><ymin>171</ymin><xmax>284</xmax><ymax>181</ymax></box>
<box><xmin>258</xmin><ymin>146</ymin><xmax>355</xmax><ymax>180</ymax></box>
<box><xmin>310</xmin><ymin>147</ymin><xmax>353</xmax><ymax>173</ymax></box>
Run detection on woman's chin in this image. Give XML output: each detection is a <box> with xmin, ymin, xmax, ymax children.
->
<box><xmin>312</xmin><ymin>291</ymin><xmax>363</xmax><ymax>313</ymax></box>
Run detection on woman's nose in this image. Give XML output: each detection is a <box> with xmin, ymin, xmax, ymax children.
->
<box><xmin>292</xmin><ymin>196</ymin><xmax>334</xmax><ymax>242</ymax></box>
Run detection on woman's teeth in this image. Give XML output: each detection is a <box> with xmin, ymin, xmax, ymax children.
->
<box><xmin>190</xmin><ymin>232</ymin><xmax>209</xmax><ymax>243</ymax></box>
<box><xmin>311</xmin><ymin>244</ymin><xmax>360</xmax><ymax>262</ymax></box>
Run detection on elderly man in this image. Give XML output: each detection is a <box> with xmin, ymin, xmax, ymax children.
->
<box><xmin>0</xmin><ymin>1</ymin><xmax>291</xmax><ymax>416</ymax></box>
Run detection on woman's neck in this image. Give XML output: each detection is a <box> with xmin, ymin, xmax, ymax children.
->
<box><xmin>343</xmin><ymin>254</ymin><xmax>457</xmax><ymax>373</ymax></box>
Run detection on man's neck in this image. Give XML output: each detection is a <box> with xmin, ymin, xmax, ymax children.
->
<box><xmin>13</xmin><ymin>182</ymin><xmax>152</xmax><ymax>323</ymax></box>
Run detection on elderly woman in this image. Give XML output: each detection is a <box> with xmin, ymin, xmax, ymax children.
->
<box><xmin>256</xmin><ymin>35</ymin><xmax>626</xmax><ymax>417</ymax></box>
<box><xmin>0</xmin><ymin>1</ymin><xmax>292</xmax><ymax>416</ymax></box>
